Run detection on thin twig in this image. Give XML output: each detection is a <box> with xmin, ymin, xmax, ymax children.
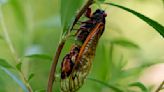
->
<box><xmin>155</xmin><ymin>80</ymin><xmax>164</xmax><ymax>92</ymax></box>
<box><xmin>70</xmin><ymin>0</ymin><xmax>94</xmax><ymax>31</ymax></box>
<box><xmin>0</xmin><ymin>6</ymin><xmax>33</xmax><ymax>92</ymax></box>
<box><xmin>18</xmin><ymin>71</ymin><xmax>33</xmax><ymax>92</ymax></box>
<box><xmin>47</xmin><ymin>40</ymin><xmax>65</xmax><ymax>92</ymax></box>
<box><xmin>0</xmin><ymin>6</ymin><xmax>19</xmax><ymax>63</ymax></box>
<box><xmin>47</xmin><ymin>0</ymin><xmax>94</xmax><ymax>92</ymax></box>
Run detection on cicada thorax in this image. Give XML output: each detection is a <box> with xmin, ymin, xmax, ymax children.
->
<box><xmin>61</xmin><ymin>8</ymin><xmax>107</xmax><ymax>92</ymax></box>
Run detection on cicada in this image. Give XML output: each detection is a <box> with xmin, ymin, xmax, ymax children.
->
<box><xmin>61</xmin><ymin>8</ymin><xmax>107</xmax><ymax>92</ymax></box>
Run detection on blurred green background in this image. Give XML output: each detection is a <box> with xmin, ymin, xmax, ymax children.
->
<box><xmin>0</xmin><ymin>0</ymin><xmax>164</xmax><ymax>92</ymax></box>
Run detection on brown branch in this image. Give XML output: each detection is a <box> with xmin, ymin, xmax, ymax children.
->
<box><xmin>47</xmin><ymin>0</ymin><xmax>94</xmax><ymax>92</ymax></box>
<box><xmin>155</xmin><ymin>80</ymin><xmax>164</xmax><ymax>92</ymax></box>
<box><xmin>70</xmin><ymin>0</ymin><xmax>94</xmax><ymax>30</ymax></box>
<box><xmin>47</xmin><ymin>40</ymin><xmax>65</xmax><ymax>92</ymax></box>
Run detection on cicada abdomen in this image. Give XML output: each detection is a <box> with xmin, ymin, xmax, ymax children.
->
<box><xmin>61</xmin><ymin>8</ymin><xmax>107</xmax><ymax>92</ymax></box>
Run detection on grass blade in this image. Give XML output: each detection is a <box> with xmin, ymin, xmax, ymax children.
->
<box><xmin>35</xmin><ymin>89</ymin><xmax>46</xmax><ymax>92</ymax></box>
<box><xmin>0</xmin><ymin>67</ymin><xmax>28</xmax><ymax>92</ymax></box>
<box><xmin>0</xmin><ymin>58</ymin><xmax>13</xmax><ymax>68</ymax></box>
<box><xmin>111</xmin><ymin>38</ymin><xmax>140</xmax><ymax>49</ymax></box>
<box><xmin>121</xmin><ymin>61</ymin><xmax>164</xmax><ymax>78</ymax></box>
<box><xmin>16</xmin><ymin>62</ymin><xmax>22</xmax><ymax>71</ymax></box>
<box><xmin>129</xmin><ymin>82</ymin><xmax>149</xmax><ymax>92</ymax></box>
<box><xmin>105</xmin><ymin>3</ymin><xmax>164</xmax><ymax>37</ymax></box>
<box><xmin>28</xmin><ymin>73</ymin><xmax>34</xmax><ymax>82</ymax></box>
<box><xmin>61</xmin><ymin>0</ymin><xmax>83</xmax><ymax>30</ymax></box>
<box><xmin>9</xmin><ymin>0</ymin><xmax>26</xmax><ymax>30</ymax></box>
<box><xmin>25</xmin><ymin>54</ymin><xmax>52</xmax><ymax>60</ymax></box>
<box><xmin>87</xmin><ymin>78</ymin><xmax>124</xmax><ymax>92</ymax></box>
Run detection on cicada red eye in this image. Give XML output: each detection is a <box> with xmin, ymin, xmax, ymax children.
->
<box><xmin>61</xmin><ymin>8</ymin><xmax>107</xmax><ymax>92</ymax></box>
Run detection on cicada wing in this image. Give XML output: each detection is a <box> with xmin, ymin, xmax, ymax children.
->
<box><xmin>60</xmin><ymin>23</ymin><xmax>105</xmax><ymax>92</ymax></box>
<box><xmin>61</xmin><ymin>57</ymin><xmax>92</xmax><ymax>92</ymax></box>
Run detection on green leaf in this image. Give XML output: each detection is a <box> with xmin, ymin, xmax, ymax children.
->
<box><xmin>141</xmin><ymin>61</ymin><xmax>164</xmax><ymax>68</ymax></box>
<box><xmin>121</xmin><ymin>61</ymin><xmax>163</xmax><ymax>78</ymax></box>
<box><xmin>35</xmin><ymin>89</ymin><xmax>46</xmax><ymax>92</ymax></box>
<box><xmin>105</xmin><ymin>3</ymin><xmax>164</xmax><ymax>37</ymax></box>
<box><xmin>25</xmin><ymin>54</ymin><xmax>52</xmax><ymax>60</ymax></box>
<box><xmin>87</xmin><ymin>78</ymin><xmax>124</xmax><ymax>92</ymax></box>
<box><xmin>9</xmin><ymin>0</ymin><xmax>26</xmax><ymax>31</ymax></box>
<box><xmin>61</xmin><ymin>0</ymin><xmax>83</xmax><ymax>32</ymax></box>
<box><xmin>16</xmin><ymin>62</ymin><xmax>22</xmax><ymax>71</ymax></box>
<box><xmin>129</xmin><ymin>82</ymin><xmax>149</xmax><ymax>92</ymax></box>
<box><xmin>0</xmin><ymin>67</ymin><xmax>28</xmax><ymax>92</ymax></box>
<box><xmin>0</xmin><ymin>58</ymin><xmax>13</xmax><ymax>68</ymax></box>
<box><xmin>97</xmin><ymin>0</ymin><xmax>106</xmax><ymax>2</ymax></box>
<box><xmin>121</xmin><ymin>67</ymin><xmax>143</xmax><ymax>78</ymax></box>
<box><xmin>111</xmin><ymin>38</ymin><xmax>140</xmax><ymax>49</ymax></box>
<box><xmin>28</xmin><ymin>73</ymin><xmax>34</xmax><ymax>82</ymax></box>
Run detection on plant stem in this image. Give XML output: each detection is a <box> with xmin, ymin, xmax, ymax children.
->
<box><xmin>70</xmin><ymin>0</ymin><xmax>94</xmax><ymax>31</ymax></box>
<box><xmin>23</xmin><ymin>0</ymin><xmax>34</xmax><ymax>82</ymax></box>
<box><xmin>0</xmin><ymin>6</ymin><xmax>33</xmax><ymax>92</ymax></box>
<box><xmin>47</xmin><ymin>40</ymin><xmax>65</xmax><ymax>92</ymax></box>
<box><xmin>47</xmin><ymin>0</ymin><xmax>94</xmax><ymax>92</ymax></box>
<box><xmin>0</xmin><ymin>6</ymin><xmax>18</xmax><ymax>63</ymax></box>
<box><xmin>155</xmin><ymin>81</ymin><xmax>164</xmax><ymax>92</ymax></box>
<box><xmin>18</xmin><ymin>70</ymin><xmax>33</xmax><ymax>92</ymax></box>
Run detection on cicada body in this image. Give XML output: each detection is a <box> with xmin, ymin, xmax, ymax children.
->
<box><xmin>61</xmin><ymin>9</ymin><xmax>107</xmax><ymax>92</ymax></box>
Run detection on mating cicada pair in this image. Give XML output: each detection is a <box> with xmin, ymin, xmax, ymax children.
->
<box><xmin>60</xmin><ymin>7</ymin><xmax>107</xmax><ymax>92</ymax></box>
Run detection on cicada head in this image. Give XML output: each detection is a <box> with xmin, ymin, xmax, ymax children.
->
<box><xmin>91</xmin><ymin>9</ymin><xmax>107</xmax><ymax>23</ymax></box>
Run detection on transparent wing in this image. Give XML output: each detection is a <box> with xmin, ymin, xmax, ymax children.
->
<box><xmin>61</xmin><ymin>23</ymin><xmax>104</xmax><ymax>92</ymax></box>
